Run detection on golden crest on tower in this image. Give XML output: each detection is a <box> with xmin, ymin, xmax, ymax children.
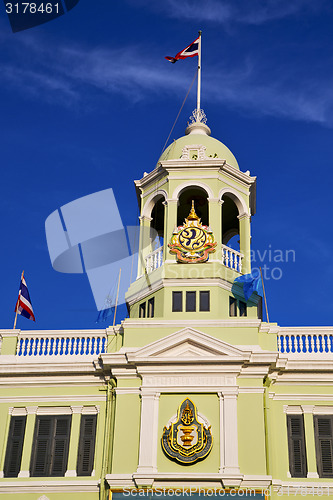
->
<box><xmin>168</xmin><ymin>201</ymin><xmax>216</xmax><ymax>263</ymax></box>
<box><xmin>161</xmin><ymin>398</ymin><xmax>213</xmax><ymax>464</ymax></box>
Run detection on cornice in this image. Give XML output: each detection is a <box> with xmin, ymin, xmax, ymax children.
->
<box><xmin>0</xmin><ymin>480</ymin><xmax>100</xmax><ymax>494</ymax></box>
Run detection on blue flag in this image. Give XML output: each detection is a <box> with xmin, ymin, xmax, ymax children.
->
<box><xmin>96</xmin><ymin>306</ymin><xmax>115</xmax><ymax>324</ymax></box>
<box><xmin>234</xmin><ymin>272</ymin><xmax>263</xmax><ymax>301</ymax></box>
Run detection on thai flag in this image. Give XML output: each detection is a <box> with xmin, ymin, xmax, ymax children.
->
<box><xmin>15</xmin><ymin>275</ymin><xmax>35</xmax><ymax>321</ymax></box>
<box><xmin>165</xmin><ymin>36</ymin><xmax>200</xmax><ymax>63</ymax></box>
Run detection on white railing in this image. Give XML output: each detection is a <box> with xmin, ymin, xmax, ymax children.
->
<box><xmin>16</xmin><ymin>330</ymin><xmax>107</xmax><ymax>357</ymax></box>
<box><xmin>278</xmin><ymin>331</ymin><xmax>333</xmax><ymax>355</ymax></box>
<box><xmin>145</xmin><ymin>246</ymin><xmax>163</xmax><ymax>274</ymax></box>
<box><xmin>221</xmin><ymin>244</ymin><xmax>243</xmax><ymax>273</ymax></box>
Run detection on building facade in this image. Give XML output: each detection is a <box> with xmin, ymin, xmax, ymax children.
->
<box><xmin>0</xmin><ymin>114</ymin><xmax>332</xmax><ymax>500</ymax></box>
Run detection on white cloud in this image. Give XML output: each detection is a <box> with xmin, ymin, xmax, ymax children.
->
<box><xmin>1</xmin><ymin>33</ymin><xmax>333</xmax><ymax>126</ymax></box>
<box><xmin>129</xmin><ymin>0</ymin><xmax>321</xmax><ymax>25</ymax></box>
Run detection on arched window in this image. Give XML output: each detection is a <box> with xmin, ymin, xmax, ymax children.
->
<box><xmin>177</xmin><ymin>187</ymin><xmax>209</xmax><ymax>227</ymax></box>
<box><xmin>150</xmin><ymin>197</ymin><xmax>165</xmax><ymax>250</ymax></box>
<box><xmin>222</xmin><ymin>194</ymin><xmax>239</xmax><ymax>251</ymax></box>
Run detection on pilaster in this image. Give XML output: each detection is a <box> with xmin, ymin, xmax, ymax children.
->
<box><xmin>238</xmin><ymin>213</ymin><xmax>251</xmax><ymax>274</ymax></box>
<box><xmin>18</xmin><ymin>406</ymin><xmax>37</xmax><ymax>478</ymax></box>
<box><xmin>302</xmin><ymin>405</ymin><xmax>319</xmax><ymax>478</ymax></box>
<box><xmin>222</xmin><ymin>391</ymin><xmax>240</xmax><ymax>475</ymax></box>
<box><xmin>137</xmin><ymin>215</ymin><xmax>152</xmax><ymax>278</ymax></box>
<box><xmin>208</xmin><ymin>198</ymin><xmax>222</xmax><ymax>256</ymax></box>
<box><xmin>65</xmin><ymin>406</ymin><xmax>83</xmax><ymax>477</ymax></box>
<box><xmin>136</xmin><ymin>389</ymin><xmax>160</xmax><ymax>474</ymax></box>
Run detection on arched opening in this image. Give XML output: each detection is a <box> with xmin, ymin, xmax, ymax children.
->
<box><xmin>150</xmin><ymin>197</ymin><xmax>165</xmax><ymax>250</ymax></box>
<box><xmin>222</xmin><ymin>194</ymin><xmax>240</xmax><ymax>251</ymax></box>
<box><xmin>177</xmin><ymin>187</ymin><xmax>209</xmax><ymax>227</ymax></box>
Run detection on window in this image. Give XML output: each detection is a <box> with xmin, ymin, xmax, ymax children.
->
<box><xmin>148</xmin><ymin>297</ymin><xmax>155</xmax><ymax>318</ymax></box>
<box><xmin>30</xmin><ymin>415</ymin><xmax>71</xmax><ymax>477</ymax></box>
<box><xmin>139</xmin><ymin>302</ymin><xmax>146</xmax><ymax>318</ymax></box>
<box><xmin>287</xmin><ymin>414</ymin><xmax>307</xmax><ymax>478</ymax></box>
<box><xmin>199</xmin><ymin>291</ymin><xmax>210</xmax><ymax>311</ymax></box>
<box><xmin>314</xmin><ymin>416</ymin><xmax>333</xmax><ymax>477</ymax></box>
<box><xmin>186</xmin><ymin>291</ymin><xmax>196</xmax><ymax>312</ymax></box>
<box><xmin>172</xmin><ymin>291</ymin><xmax>182</xmax><ymax>312</ymax></box>
<box><xmin>239</xmin><ymin>301</ymin><xmax>247</xmax><ymax>317</ymax></box>
<box><xmin>229</xmin><ymin>297</ymin><xmax>237</xmax><ymax>317</ymax></box>
<box><xmin>4</xmin><ymin>416</ymin><xmax>26</xmax><ymax>478</ymax></box>
<box><xmin>77</xmin><ymin>415</ymin><xmax>97</xmax><ymax>476</ymax></box>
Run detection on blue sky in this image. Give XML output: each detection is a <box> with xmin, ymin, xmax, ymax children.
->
<box><xmin>1</xmin><ymin>0</ymin><xmax>333</xmax><ymax>329</ymax></box>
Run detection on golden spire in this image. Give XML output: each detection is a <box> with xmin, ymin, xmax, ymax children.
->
<box><xmin>187</xmin><ymin>200</ymin><xmax>200</xmax><ymax>221</ymax></box>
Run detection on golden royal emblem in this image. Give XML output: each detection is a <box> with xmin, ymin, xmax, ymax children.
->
<box><xmin>168</xmin><ymin>201</ymin><xmax>216</xmax><ymax>263</ymax></box>
<box><xmin>161</xmin><ymin>398</ymin><xmax>213</xmax><ymax>464</ymax></box>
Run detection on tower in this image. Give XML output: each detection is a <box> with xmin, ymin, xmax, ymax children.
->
<box><xmin>126</xmin><ymin>110</ymin><xmax>259</xmax><ymax>324</ymax></box>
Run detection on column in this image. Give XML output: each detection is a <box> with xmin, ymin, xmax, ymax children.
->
<box><xmin>137</xmin><ymin>215</ymin><xmax>152</xmax><ymax>278</ymax></box>
<box><xmin>222</xmin><ymin>392</ymin><xmax>240</xmax><ymax>474</ymax></box>
<box><xmin>302</xmin><ymin>406</ymin><xmax>319</xmax><ymax>478</ymax></box>
<box><xmin>136</xmin><ymin>390</ymin><xmax>160</xmax><ymax>474</ymax></box>
<box><xmin>18</xmin><ymin>406</ymin><xmax>37</xmax><ymax>478</ymax></box>
<box><xmin>0</xmin><ymin>410</ymin><xmax>13</xmax><ymax>477</ymax></box>
<box><xmin>65</xmin><ymin>406</ymin><xmax>83</xmax><ymax>477</ymax></box>
<box><xmin>218</xmin><ymin>393</ymin><xmax>225</xmax><ymax>473</ymax></box>
<box><xmin>164</xmin><ymin>199</ymin><xmax>178</xmax><ymax>263</ymax></box>
<box><xmin>208</xmin><ymin>198</ymin><xmax>222</xmax><ymax>259</ymax></box>
<box><xmin>238</xmin><ymin>213</ymin><xmax>251</xmax><ymax>274</ymax></box>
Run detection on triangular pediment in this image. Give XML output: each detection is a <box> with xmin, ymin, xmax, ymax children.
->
<box><xmin>128</xmin><ymin>328</ymin><xmax>251</xmax><ymax>360</ymax></box>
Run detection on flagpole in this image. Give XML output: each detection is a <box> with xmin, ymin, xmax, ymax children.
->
<box><xmin>13</xmin><ymin>270</ymin><xmax>24</xmax><ymax>330</ymax></box>
<box><xmin>196</xmin><ymin>30</ymin><xmax>202</xmax><ymax>118</ymax></box>
<box><xmin>259</xmin><ymin>267</ymin><xmax>270</xmax><ymax>323</ymax></box>
<box><xmin>113</xmin><ymin>268</ymin><xmax>122</xmax><ymax>328</ymax></box>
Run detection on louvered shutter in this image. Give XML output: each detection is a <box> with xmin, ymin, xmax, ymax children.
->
<box><xmin>77</xmin><ymin>415</ymin><xmax>97</xmax><ymax>476</ymax></box>
<box><xmin>287</xmin><ymin>414</ymin><xmax>307</xmax><ymax>477</ymax></box>
<box><xmin>31</xmin><ymin>417</ymin><xmax>52</xmax><ymax>477</ymax></box>
<box><xmin>4</xmin><ymin>416</ymin><xmax>26</xmax><ymax>477</ymax></box>
<box><xmin>314</xmin><ymin>416</ymin><xmax>333</xmax><ymax>477</ymax></box>
<box><xmin>50</xmin><ymin>416</ymin><xmax>71</xmax><ymax>476</ymax></box>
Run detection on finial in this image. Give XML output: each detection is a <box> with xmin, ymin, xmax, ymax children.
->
<box><xmin>185</xmin><ymin>109</ymin><xmax>211</xmax><ymax>136</ymax></box>
<box><xmin>188</xmin><ymin>108</ymin><xmax>207</xmax><ymax>125</ymax></box>
<box><xmin>187</xmin><ymin>200</ymin><xmax>200</xmax><ymax>221</ymax></box>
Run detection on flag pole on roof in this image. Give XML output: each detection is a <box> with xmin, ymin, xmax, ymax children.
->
<box><xmin>196</xmin><ymin>30</ymin><xmax>202</xmax><ymax>119</ymax></box>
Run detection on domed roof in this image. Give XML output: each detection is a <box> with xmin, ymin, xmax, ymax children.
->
<box><xmin>158</xmin><ymin>120</ymin><xmax>239</xmax><ymax>170</ymax></box>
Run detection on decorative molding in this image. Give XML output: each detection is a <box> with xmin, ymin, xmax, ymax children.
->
<box><xmin>0</xmin><ymin>395</ymin><xmax>106</xmax><ymax>403</ymax></box>
<box><xmin>65</xmin><ymin>469</ymin><xmax>77</xmax><ymax>477</ymax></box>
<box><xmin>0</xmin><ymin>480</ymin><xmax>100</xmax><ymax>493</ymax></box>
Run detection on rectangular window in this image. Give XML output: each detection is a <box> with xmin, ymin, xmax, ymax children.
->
<box><xmin>229</xmin><ymin>297</ymin><xmax>237</xmax><ymax>317</ymax></box>
<box><xmin>30</xmin><ymin>415</ymin><xmax>71</xmax><ymax>477</ymax></box>
<box><xmin>172</xmin><ymin>291</ymin><xmax>182</xmax><ymax>312</ymax></box>
<box><xmin>199</xmin><ymin>291</ymin><xmax>210</xmax><ymax>312</ymax></box>
<box><xmin>77</xmin><ymin>414</ymin><xmax>97</xmax><ymax>476</ymax></box>
<box><xmin>4</xmin><ymin>416</ymin><xmax>26</xmax><ymax>478</ymax></box>
<box><xmin>186</xmin><ymin>291</ymin><xmax>196</xmax><ymax>312</ymax></box>
<box><xmin>287</xmin><ymin>414</ymin><xmax>307</xmax><ymax>478</ymax></box>
<box><xmin>139</xmin><ymin>302</ymin><xmax>146</xmax><ymax>318</ymax></box>
<box><xmin>314</xmin><ymin>416</ymin><xmax>333</xmax><ymax>477</ymax></box>
<box><xmin>239</xmin><ymin>301</ymin><xmax>247</xmax><ymax>317</ymax></box>
<box><xmin>148</xmin><ymin>297</ymin><xmax>155</xmax><ymax>318</ymax></box>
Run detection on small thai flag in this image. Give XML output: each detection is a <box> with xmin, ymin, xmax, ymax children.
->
<box><xmin>165</xmin><ymin>36</ymin><xmax>200</xmax><ymax>63</ymax></box>
<box><xmin>15</xmin><ymin>274</ymin><xmax>35</xmax><ymax>321</ymax></box>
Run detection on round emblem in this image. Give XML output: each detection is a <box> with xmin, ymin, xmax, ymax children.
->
<box><xmin>178</xmin><ymin>227</ymin><xmax>207</xmax><ymax>251</ymax></box>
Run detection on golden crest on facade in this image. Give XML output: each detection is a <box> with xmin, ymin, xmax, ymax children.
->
<box><xmin>161</xmin><ymin>398</ymin><xmax>213</xmax><ymax>464</ymax></box>
<box><xmin>168</xmin><ymin>201</ymin><xmax>217</xmax><ymax>263</ymax></box>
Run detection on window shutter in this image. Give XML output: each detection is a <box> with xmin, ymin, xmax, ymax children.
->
<box><xmin>4</xmin><ymin>416</ymin><xmax>26</xmax><ymax>478</ymax></box>
<box><xmin>77</xmin><ymin>415</ymin><xmax>97</xmax><ymax>476</ymax></box>
<box><xmin>287</xmin><ymin>414</ymin><xmax>307</xmax><ymax>477</ymax></box>
<box><xmin>50</xmin><ymin>416</ymin><xmax>71</xmax><ymax>476</ymax></box>
<box><xmin>314</xmin><ymin>416</ymin><xmax>333</xmax><ymax>477</ymax></box>
<box><xmin>31</xmin><ymin>417</ymin><xmax>52</xmax><ymax>477</ymax></box>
